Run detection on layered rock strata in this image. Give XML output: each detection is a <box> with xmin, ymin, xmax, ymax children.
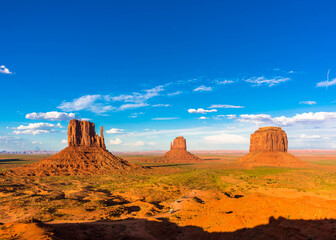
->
<box><xmin>238</xmin><ymin>127</ymin><xmax>304</xmax><ymax>168</ymax></box>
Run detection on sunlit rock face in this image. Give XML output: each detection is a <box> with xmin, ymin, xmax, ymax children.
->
<box><xmin>238</xmin><ymin>126</ymin><xmax>305</xmax><ymax>168</ymax></box>
<box><xmin>170</xmin><ymin>136</ymin><xmax>187</xmax><ymax>150</ymax></box>
<box><xmin>249</xmin><ymin>127</ymin><xmax>288</xmax><ymax>152</ymax></box>
<box><xmin>68</xmin><ymin>119</ymin><xmax>105</xmax><ymax>149</ymax></box>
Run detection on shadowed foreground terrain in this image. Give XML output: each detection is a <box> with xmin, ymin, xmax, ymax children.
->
<box><xmin>1</xmin><ymin>217</ymin><xmax>336</xmax><ymax>240</ymax></box>
<box><xmin>1</xmin><ymin>152</ymin><xmax>336</xmax><ymax>239</ymax></box>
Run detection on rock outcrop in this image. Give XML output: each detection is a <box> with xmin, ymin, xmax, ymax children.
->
<box><xmin>163</xmin><ymin>136</ymin><xmax>202</xmax><ymax>163</ymax></box>
<box><xmin>249</xmin><ymin>127</ymin><xmax>287</xmax><ymax>152</ymax></box>
<box><xmin>68</xmin><ymin>119</ymin><xmax>105</xmax><ymax>148</ymax></box>
<box><xmin>238</xmin><ymin>127</ymin><xmax>305</xmax><ymax>168</ymax></box>
<box><xmin>9</xmin><ymin>120</ymin><xmax>140</xmax><ymax>176</ymax></box>
<box><xmin>170</xmin><ymin>136</ymin><xmax>187</xmax><ymax>150</ymax></box>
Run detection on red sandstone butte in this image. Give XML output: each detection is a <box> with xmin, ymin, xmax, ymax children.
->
<box><xmin>238</xmin><ymin>127</ymin><xmax>305</xmax><ymax>168</ymax></box>
<box><xmin>163</xmin><ymin>136</ymin><xmax>202</xmax><ymax>163</ymax></box>
<box><xmin>68</xmin><ymin>119</ymin><xmax>105</xmax><ymax>148</ymax></box>
<box><xmin>9</xmin><ymin>119</ymin><xmax>140</xmax><ymax>176</ymax></box>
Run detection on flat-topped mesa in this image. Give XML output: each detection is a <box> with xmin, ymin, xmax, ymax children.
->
<box><xmin>68</xmin><ymin>119</ymin><xmax>106</xmax><ymax>149</ymax></box>
<box><xmin>249</xmin><ymin>127</ymin><xmax>288</xmax><ymax>152</ymax></box>
<box><xmin>170</xmin><ymin>136</ymin><xmax>187</xmax><ymax>150</ymax></box>
<box><xmin>238</xmin><ymin>126</ymin><xmax>305</xmax><ymax>168</ymax></box>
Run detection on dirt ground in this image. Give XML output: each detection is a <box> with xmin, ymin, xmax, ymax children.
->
<box><xmin>1</xmin><ymin>152</ymin><xmax>336</xmax><ymax>239</ymax></box>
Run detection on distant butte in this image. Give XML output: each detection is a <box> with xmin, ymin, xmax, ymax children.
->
<box><xmin>162</xmin><ymin>136</ymin><xmax>202</xmax><ymax>163</ymax></box>
<box><xmin>9</xmin><ymin>119</ymin><xmax>141</xmax><ymax>176</ymax></box>
<box><xmin>238</xmin><ymin>127</ymin><xmax>305</xmax><ymax>168</ymax></box>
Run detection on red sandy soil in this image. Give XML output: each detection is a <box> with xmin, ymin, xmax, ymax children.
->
<box><xmin>2</xmin><ymin>153</ymin><xmax>336</xmax><ymax>239</ymax></box>
<box><xmin>2</xmin><ymin>189</ymin><xmax>336</xmax><ymax>239</ymax></box>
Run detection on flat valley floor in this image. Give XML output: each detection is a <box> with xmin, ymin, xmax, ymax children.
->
<box><xmin>1</xmin><ymin>152</ymin><xmax>336</xmax><ymax>239</ymax></box>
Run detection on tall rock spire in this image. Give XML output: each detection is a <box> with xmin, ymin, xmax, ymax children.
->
<box><xmin>68</xmin><ymin>119</ymin><xmax>105</xmax><ymax>149</ymax></box>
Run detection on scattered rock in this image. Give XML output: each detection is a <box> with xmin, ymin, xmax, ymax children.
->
<box><xmin>48</xmin><ymin>191</ymin><xmax>65</xmax><ymax>201</ymax></box>
<box><xmin>193</xmin><ymin>196</ymin><xmax>204</xmax><ymax>204</ymax></box>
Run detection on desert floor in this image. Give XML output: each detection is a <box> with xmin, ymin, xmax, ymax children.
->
<box><xmin>1</xmin><ymin>153</ymin><xmax>336</xmax><ymax>239</ymax></box>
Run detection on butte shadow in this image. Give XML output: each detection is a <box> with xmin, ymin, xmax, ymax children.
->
<box><xmin>7</xmin><ymin>119</ymin><xmax>142</xmax><ymax>176</ymax></box>
<box><xmin>3</xmin><ymin>216</ymin><xmax>335</xmax><ymax>240</ymax></box>
<box><xmin>238</xmin><ymin>127</ymin><xmax>306</xmax><ymax>168</ymax></box>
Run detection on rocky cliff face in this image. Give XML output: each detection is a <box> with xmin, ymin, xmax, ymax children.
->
<box><xmin>68</xmin><ymin>119</ymin><xmax>105</xmax><ymax>149</ymax></box>
<box><xmin>238</xmin><ymin>126</ymin><xmax>304</xmax><ymax>168</ymax></box>
<box><xmin>170</xmin><ymin>136</ymin><xmax>187</xmax><ymax>150</ymax></box>
<box><xmin>249</xmin><ymin>127</ymin><xmax>288</xmax><ymax>152</ymax></box>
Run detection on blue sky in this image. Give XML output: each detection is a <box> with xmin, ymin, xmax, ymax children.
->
<box><xmin>1</xmin><ymin>0</ymin><xmax>336</xmax><ymax>151</ymax></box>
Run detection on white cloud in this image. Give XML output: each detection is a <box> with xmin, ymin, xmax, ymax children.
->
<box><xmin>152</xmin><ymin>104</ymin><xmax>171</xmax><ymax>107</ymax></box>
<box><xmin>299</xmin><ymin>101</ymin><xmax>317</xmax><ymax>105</ymax></box>
<box><xmin>216</xmin><ymin>80</ymin><xmax>234</xmax><ymax>85</ymax></box>
<box><xmin>193</xmin><ymin>85</ymin><xmax>212</xmax><ymax>92</ymax></box>
<box><xmin>209</xmin><ymin>104</ymin><xmax>244</xmax><ymax>109</ymax></box>
<box><xmin>57</xmin><ymin>85</ymin><xmax>167</xmax><ymax>113</ymax></box>
<box><xmin>118</xmin><ymin>103</ymin><xmax>149</xmax><ymax>111</ymax></box>
<box><xmin>199</xmin><ymin>116</ymin><xmax>207</xmax><ymax>120</ymax></box>
<box><xmin>110</xmin><ymin>85</ymin><xmax>164</xmax><ymax>103</ymax></box>
<box><xmin>226</xmin><ymin>114</ymin><xmax>237</xmax><ymax>119</ymax></box>
<box><xmin>203</xmin><ymin>133</ymin><xmax>248</xmax><ymax>144</ymax></box>
<box><xmin>58</xmin><ymin>95</ymin><xmax>114</xmax><ymax>114</ymax></box>
<box><xmin>234</xmin><ymin>112</ymin><xmax>336</xmax><ymax>126</ymax></box>
<box><xmin>245</xmin><ymin>76</ymin><xmax>290</xmax><ymax>87</ymax></box>
<box><xmin>26</xmin><ymin>111</ymin><xmax>76</xmax><ymax>121</ymax></box>
<box><xmin>152</xmin><ymin>117</ymin><xmax>178</xmax><ymax>120</ymax></box>
<box><xmin>0</xmin><ymin>136</ymin><xmax>26</xmax><ymax>150</ymax></box>
<box><xmin>316</xmin><ymin>78</ymin><xmax>336</xmax><ymax>88</ymax></box>
<box><xmin>188</xmin><ymin>108</ymin><xmax>217</xmax><ymax>114</ymax></box>
<box><xmin>129</xmin><ymin>112</ymin><xmax>144</xmax><ymax>118</ymax></box>
<box><xmin>300</xmin><ymin>134</ymin><xmax>321</xmax><ymax>139</ymax></box>
<box><xmin>109</xmin><ymin>138</ymin><xmax>122</xmax><ymax>145</ymax></box>
<box><xmin>61</xmin><ymin>139</ymin><xmax>67</xmax><ymax>144</ymax></box>
<box><xmin>106</xmin><ymin>128</ymin><xmax>124</xmax><ymax>134</ymax></box>
<box><xmin>13</xmin><ymin>122</ymin><xmax>62</xmax><ymax>135</ymax></box>
<box><xmin>125</xmin><ymin>141</ymin><xmax>145</xmax><ymax>146</ymax></box>
<box><xmin>167</xmin><ymin>91</ymin><xmax>182</xmax><ymax>96</ymax></box>
<box><xmin>0</xmin><ymin>65</ymin><xmax>12</xmax><ymax>74</ymax></box>
<box><xmin>32</xmin><ymin>141</ymin><xmax>42</xmax><ymax>144</ymax></box>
